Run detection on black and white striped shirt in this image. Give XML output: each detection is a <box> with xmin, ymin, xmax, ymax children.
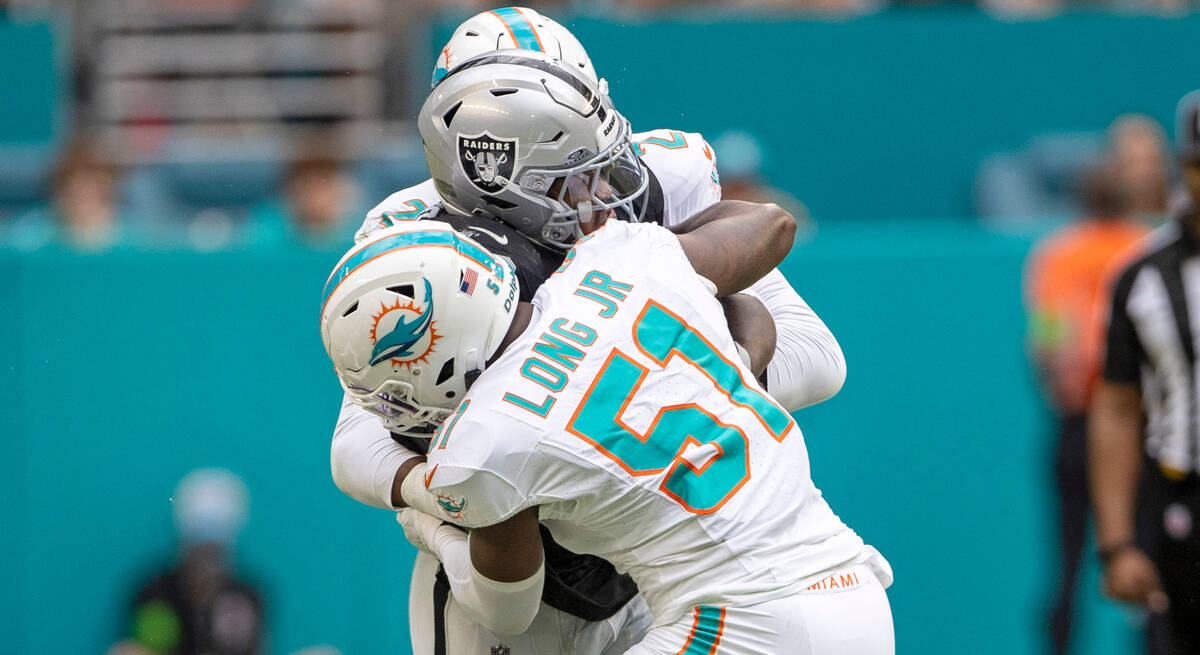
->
<box><xmin>1104</xmin><ymin>217</ymin><xmax>1200</xmax><ymax>472</ymax></box>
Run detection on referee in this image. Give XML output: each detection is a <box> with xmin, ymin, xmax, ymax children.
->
<box><xmin>1091</xmin><ymin>89</ymin><xmax>1200</xmax><ymax>654</ymax></box>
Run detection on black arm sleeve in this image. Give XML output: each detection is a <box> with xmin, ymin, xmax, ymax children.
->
<box><xmin>1102</xmin><ymin>263</ymin><xmax>1144</xmax><ymax>385</ymax></box>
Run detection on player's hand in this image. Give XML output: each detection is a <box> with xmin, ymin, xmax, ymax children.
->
<box><xmin>1102</xmin><ymin>547</ymin><xmax>1169</xmax><ymax>612</ymax></box>
<box><xmin>720</xmin><ymin>294</ymin><xmax>775</xmax><ymax>377</ymax></box>
<box><xmin>397</xmin><ymin>508</ymin><xmax>444</xmax><ymax>555</ymax></box>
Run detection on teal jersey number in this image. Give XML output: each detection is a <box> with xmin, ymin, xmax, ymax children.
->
<box><xmin>634</xmin><ymin>131</ymin><xmax>688</xmax><ymax>157</ymax></box>
<box><xmin>379</xmin><ymin>199</ymin><xmax>430</xmax><ymax>227</ymax></box>
<box><xmin>567</xmin><ymin>301</ymin><xmax>793</xmax><ymax>514</ymax></box>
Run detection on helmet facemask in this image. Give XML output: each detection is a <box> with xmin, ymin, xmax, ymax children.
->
<box><xmin>341</xmin><ymin>378</ymin><xmax>449</xmax><ymax>438</ymax></box>
<box><xmin>518</xmin><ymin>118</ymin><xmax>648</xmax><ymax>249</ymax></box>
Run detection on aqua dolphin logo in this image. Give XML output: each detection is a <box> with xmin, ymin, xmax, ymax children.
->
<box><xmin>436</xmin><ymin>494</ymin><xmax>467</xmax><ymax>519</ymax></box>
<box><xmin>370</xmin><ymin>279</ymin><xmax>436</xmax><ymax>366</ymax></box>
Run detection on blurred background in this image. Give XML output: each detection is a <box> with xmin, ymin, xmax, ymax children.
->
<box><xmin>2</xmin><ymin>0</ymin><xmax>1198</xmax><ymax>653</ymax></box>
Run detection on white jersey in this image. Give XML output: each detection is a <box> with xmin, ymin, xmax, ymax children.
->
<box><xmin>355</xmin><ymin>129</ymin><xmax>721</xmax><ymax>242</ymax></box>
<box><xmin>425</xmin><ymin>220</ymin><xmax>868</xmax><ymax>625</ymax></box>
<box><xmin>629</xmin><ymin>129</ymin><xmax>722</xmax><ymax>226</ymax></box>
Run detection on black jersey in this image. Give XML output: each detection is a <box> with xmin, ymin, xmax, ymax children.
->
<box><xmin>437</xmin><ymin>213</ymin><xmax>563</xmax><ymax>303</ymax></box>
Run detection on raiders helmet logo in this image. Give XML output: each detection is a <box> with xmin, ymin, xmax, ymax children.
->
<box><xmin>459</xmin><ymin>132</ymin><xmax>516</xmax><ymax>193</ymax></box>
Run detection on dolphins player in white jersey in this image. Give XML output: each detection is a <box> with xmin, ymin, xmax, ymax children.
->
<box><xmin>327</xmin><ymin>11</ymin><xmax>848</xmax><ymax>655</ymax></box>
<box><xmin>319</xmin><ymin>214</ymin><xmax>895</xmax><ymax>653</ymax></box>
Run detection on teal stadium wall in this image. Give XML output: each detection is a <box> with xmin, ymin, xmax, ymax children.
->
<box><xmin>0</xmin><ymin>21</ymin><xmax>61</xmax><ymax>145</ymax></box>
<box><xmin>5</xmin><ymin>8</ymin><xmax>1198</xmax><ymax>655</ymax></box>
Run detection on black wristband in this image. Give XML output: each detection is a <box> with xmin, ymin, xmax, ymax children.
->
<box><xmin>1099</xmin><ymin>541</ymin><xmax>1138</xmax><ymax>566</ymax></box>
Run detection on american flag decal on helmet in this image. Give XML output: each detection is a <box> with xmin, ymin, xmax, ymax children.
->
<box><xmin>461</xmin><ymin>267</ymin><xmax>478</xmax><ymax>296</ymax></box>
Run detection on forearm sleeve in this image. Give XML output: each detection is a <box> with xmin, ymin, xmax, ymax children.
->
<box><xmin>427</xmin><ymin>527</ymin><xmax>543</xmax><ymax>635</ymax></box>
<box><xmin>330</xmin><ymin>394</ymin><xmax>421</xmax><ymax>510</ymax></box>
<box><xmin>743</xmin><ymin>268</ymin><xmax>847</xmax><ymax>411</ymax></box>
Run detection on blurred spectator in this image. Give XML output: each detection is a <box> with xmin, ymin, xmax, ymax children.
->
<box><xmin>978</xmin><ymin>115</ymin><xmax>1170</xmax><ymax>227</ymax></box>
<box><xmin>980</xmin><ymin>0</ymin><xmax>1061</xmax><ymax>18</ymax></box>
<box><xmin>726</xmin><ymin>0</ymin><xmax>882</xmax><ymax>12</ymax></box>
<box><xmin>3</xmin><ymin>136</ymin><xmax>142</xmax><ymax>251</ymax></box>
<box><xmin>1023</xmin><ymin>164</ymin><xmax>1149</xmax><ymax>655</ymax></box>
<box><xmin>976</xmin><ymin>131</ymin><xmax>1103</xmax><ymax>225</ymax></box>
<box><xmin>605</xmin><ymin>0</ymin><xmax>879</xmax><ymax>13</ymax></box>
<box><xmin>109</xmin><ymin>469</ymin><xmax>265</xmax><ymax>655</ymax></box>
<box><xmin>710</xmin><ymin>130</ymin><xmax>813</xmax><ymax>237</ymax></box>
<box><xmin>981</xmin><ymin>0</ymin><xmax>1189</xmax><ymax>17</ymax></box>
<box><xmin>1108</xmin><ymin>114</ymin><xmax>1170</xmax><ymax>222</ymax></box>
<box><xmin>247</xmin><ymin>146</ymin><xmax>362</xmax><ymax>250</ymax></box>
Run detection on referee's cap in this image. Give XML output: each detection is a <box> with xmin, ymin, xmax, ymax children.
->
<box><xmin>1176</xmin><ymin>89</ymin><xmax>1200</xmax><ymax>162</ymax></box>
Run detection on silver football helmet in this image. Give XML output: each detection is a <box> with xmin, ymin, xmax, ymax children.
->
<box><xmin>418</xmin><ymin>51</ymin><xmax>648</xmax><ymax>250</ymax></box>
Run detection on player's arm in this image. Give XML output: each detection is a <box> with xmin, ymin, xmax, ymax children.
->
<box><xmin>330</xmin><ymin>395</ymin><xmax>424</xmax><ymax>510</ymax></box>
<box><xmin>742</xmin><ymin>269</ymin><xmax>846</xmax><ymax>410</ymax></box>
<box><xmin>397</xmin><ymin>483</ymin><xmax>545</xmax><ymax>635</ymax></box>
<box><xmin>667</xmin><ymin>180</ymin><xmax>844</xmax><ymax>408</ymax></box>
<box><xmin>410</xmin><ymin>411</ymin><xmax>547</xmax><ymax>634</ymax></box>
<box><xmin>721</xmin><ymin>293</ymin><xmax>775</xmax><ymax>377</ymax></box>
<box><xmin>671</xmin><ymin>199</ymin><xmax>796</xmax><ymax>297</ymax></box>
<box><xmin>392</xmin><ymin>462</ymin><xmax>546</xmax><ymax>634</ymax></box>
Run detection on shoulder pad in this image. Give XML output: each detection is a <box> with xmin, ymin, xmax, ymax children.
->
<box><xmin>632</xmin><ymin>129</ymin><xmax>721</xmax><ymax>227</ymax></box>
<box><xmin>425</xmin><ymin>403</ymin><xmax>540</xmax><ymax>528</ymax></box>
<box><xmin>355</xmin><ymin>179</ymin><xmax>444</xmax><ymax>242</ymax></box>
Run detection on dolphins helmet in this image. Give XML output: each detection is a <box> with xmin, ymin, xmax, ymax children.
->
<box><xmin>320</xmin><ymin>221</ymin><xmax>519</xmax><ymax>436</ymax></box>
<box><xmin>419</xmin><ymin>51</ymin><xmax>648</xmax><ymax>250</ymax></box>
<box><xmin>431</xmin><ymin>6</ymin><xmax>605</xmax><ymax>96</ymax></box>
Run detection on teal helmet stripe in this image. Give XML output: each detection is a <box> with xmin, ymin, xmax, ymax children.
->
<box><xmin>321</xmin><ymin>229</ymin><xmax>505</xmax><ymax>311</ymax></box>
<box><xmin>431</xmin><ymin>65</ymin><xmax>450</xmax><ymax>87</ymax></box>
<box><xmin>432</xmin><ymin>8</ymin><xmax>545</xmax><ymax>88</ymax></box>
<box><xmin>491</xmin><ymin>7</ymin><xmax>544</xmax><ymax>52</ymax></box>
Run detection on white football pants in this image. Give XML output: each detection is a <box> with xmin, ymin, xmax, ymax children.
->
<box><xmin>409</xmin><ymin>551</ymin><xmax>653</xmax><ymax>655</ymax></box>
<box><xmin>623</xmin><ymin>562</ymin><xmax>894</xmax><ymax>655</ymax></box>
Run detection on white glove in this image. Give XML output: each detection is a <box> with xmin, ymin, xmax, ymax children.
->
<box><xmin>397</xmin><ymin>507</ymin><xmax>468</xmax><ymax>558</ymax></box>
<box><xmin>397</xmin><ymin>508</ymin><xmax>445</xmax><ymax>555</ymax></box>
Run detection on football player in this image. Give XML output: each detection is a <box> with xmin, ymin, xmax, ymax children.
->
<box><xmin>329</xmin><ymin>11</ymin><xmax>847</xmax><ymax>655</ymax></box>
<box><xmin>320</xmin><ymin>213</ymin><xmax>895</xmax><ymax>653</ymax></box>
